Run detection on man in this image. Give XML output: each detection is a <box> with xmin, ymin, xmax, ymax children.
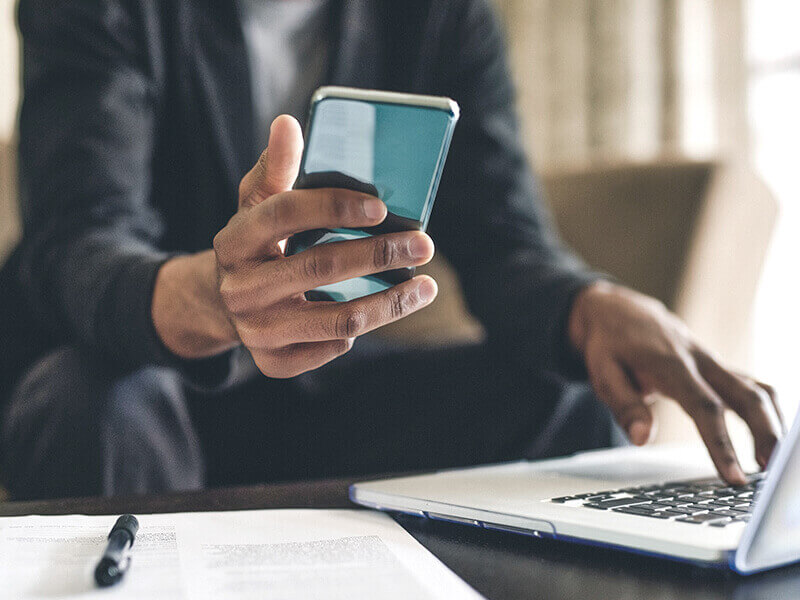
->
<box><xmin>0</xmin><ymin>0</ymin><xmax>783</xmax><ymax>500</ymax></box>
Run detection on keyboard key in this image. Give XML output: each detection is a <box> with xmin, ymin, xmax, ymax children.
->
<box><xmin>670</xmin><ymin>500</ymin><xmax>694</xmax><ymax>507</ymax></box>
<box><xmin>711</xmin><ymin>499</ymin><xmax>747</xmax><ymax>508</ymax></box>
<box><xmin>551</xmin><ymin>496</ymin><xmax>576</xmax><ymax>503</ymax></box>
<box><xmin>658</xmin><ymin>509</ymin><xmax>693</xmax><ymax>517</ymax></box>
<box><xmin>676</xmin><ymin>514</ymin><xmax>729</xmax><ymax>524</ymax></box>
<box><xmin>703</xmin><ymin>493</ymin><xmax>735</xmax><ymax>501</ymax></box>
<box><xmin>712</xmin><ymin>509</ymin><xmax>747</xmax><ymax>518</ymax></box>
<box><xmin>585</xmin><ymin>494</ymin><xmax>613</xmax><ymax>502</ymax></box>
<box><xmin>685</xmin><ymin>504</ymin><xmax>714</xmax><ymax>512</ymax></box>
<box><xmin>709</xmin><ymin>519</ymin><xmax>733</xmax><ymax>527</ymax></box>
<box><xmin>654</xmin><ymin>500</ymin><xmax>687</xmax><ymax>508</ymax></box>
<box><xmin>614</xmin><ymin>507</ymin><xmax>670</xmax><ymax>518</ymax></box>
<box><xmin>643</xmin><ymin>492</ymin><xmax>675</xmax><ymax>500</ymax></box>
<box><xmin>589</xmin><ymin>496</ymin><xmax>653</xmax><ymax>509</ymax></box>
<box><xmin>661</xmin><ymin>506</ymin><xmax>706</xmax><ymax>515</ymax></box>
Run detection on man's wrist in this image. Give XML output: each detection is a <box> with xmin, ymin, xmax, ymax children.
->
<box><xmin>151</xmin><ymin>250</ymin><xmax>240</xmax><ymax>359</ymax></box>
<box><xmin>567</xmin><ymin>280</ymin><xmax>617</xmax><ymax>356</ymax></box>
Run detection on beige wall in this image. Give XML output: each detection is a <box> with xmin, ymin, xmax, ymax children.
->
<box><xmin>0</xmin><ymin>0</ymin><xmax>18</xmax><ymax>142</ymax></box>
<box><xmin>0</xmin><ymin>0</ymin><xmax>19</xmax><ymax>258</ymax></box>
<box><xmin>493</xmin><ymin>0</ymin><xmax>747</xmax><ymax>170</ymax></box>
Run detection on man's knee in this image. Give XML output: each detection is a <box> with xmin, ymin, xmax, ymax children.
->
<box><xmin>102</xmin><ymin>366</ymin><xmax>204</xmax><ymax>496</ymax></box>
<box><xmin>3</xmin><ymin>347</ymin><xmax>106</xmax><ymax>455</ymax></box>
<box><xmin>2</xmin><ymin>346</ymin><xmax>203</xmax><ymax>499</ymax></box>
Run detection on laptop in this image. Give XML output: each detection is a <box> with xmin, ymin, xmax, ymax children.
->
<box><xmin>351</xmin><ymin>407</ymin><xmax>800</xmax><ymax>574</ymax></box>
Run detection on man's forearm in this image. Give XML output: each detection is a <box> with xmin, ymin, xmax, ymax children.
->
<box><xmin>151</xmin><ymin>250</ymin><xmax>240</xmax><ymax>359</ymax></box>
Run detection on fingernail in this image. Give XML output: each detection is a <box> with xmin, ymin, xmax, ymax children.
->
<box><xmin>363</xmin><ymin>198</ymin><xmax>386</xmax><ymax>220</ymax></box>
<box><xmin>628</xmin><ymin>421</ymin><xmax>650</xmax><ymax>446</ymax></box>
<box><xmin>417</xmin><ymin>277</ymin><xmax>438</xmax><ymax>303</ymax></box>
<box><xmin>409</xmin><ymin>234</ymin><xmax>434</xmax><ymax>260</ymax></box>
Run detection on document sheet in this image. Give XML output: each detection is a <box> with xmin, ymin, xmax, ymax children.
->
<box><xmin>0</xmin><ymin>509</ymin><xmax>482</xmax><ymax>599</ymax></box>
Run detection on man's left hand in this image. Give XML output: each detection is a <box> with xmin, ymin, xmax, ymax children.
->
<box><xmin>569</xmin><ymin>281</ymin><xmax>785</xmax><ymax>485</ymax></box>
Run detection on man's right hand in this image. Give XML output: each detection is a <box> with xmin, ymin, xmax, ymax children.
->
<box><xmin>152</xmin><ymin>115</ymin><xmax>437</xmax><ymax>377</ymax></box>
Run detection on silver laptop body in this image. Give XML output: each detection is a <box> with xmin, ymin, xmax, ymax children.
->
<box><xmin>351</xmin><ymin>409</ymin><xmax>800</xmax><ymax>574</ymax></box>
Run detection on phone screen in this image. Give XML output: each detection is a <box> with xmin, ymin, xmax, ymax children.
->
<box><xmin>286</xmin><ymin>94</ymin><xmax>458</xmax><ymax>302</ymax></box>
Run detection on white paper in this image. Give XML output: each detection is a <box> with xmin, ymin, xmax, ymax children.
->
<box><xmin>0</xmin><ymin>509</ymin><xmax>482</xmax><ymax>600</ymax></box>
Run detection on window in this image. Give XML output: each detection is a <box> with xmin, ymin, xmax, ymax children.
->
<box><xmin>748</xmin><ymin>0</ymin><xmax>800</xmax><ymax>418</ymax></box>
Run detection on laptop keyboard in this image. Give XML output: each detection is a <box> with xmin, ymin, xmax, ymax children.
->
<box><xmin>550</xmin><ymin>472</ymin><xmax>766</xmax><ymax>528</ymax></box>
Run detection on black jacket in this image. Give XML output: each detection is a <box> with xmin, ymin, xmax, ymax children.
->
<box><xmin>2</xmin><ymin>0</ymin><xmax>596</xmax><ymax>394</ymax></box>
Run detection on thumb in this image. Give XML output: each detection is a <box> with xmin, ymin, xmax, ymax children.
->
<box><xmin>239</xmin><ymin>115</ymin><xmax>304</xmax><ymax>209</ymax></box>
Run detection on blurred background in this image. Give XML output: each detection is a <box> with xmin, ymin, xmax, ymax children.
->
<box><xmin>0</xmin><ymin>1</ymin><xmax>797</xmax><ymax>448</ymax></box>
<box><xmin>491</xmin><ymin>0</ymin><xmax>800</xmax><ymax>443</ymax></box>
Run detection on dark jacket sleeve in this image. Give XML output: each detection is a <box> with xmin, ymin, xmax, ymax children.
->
<box><xmin>15</xmin><ymin>1</ymin><xmax>236</xmax><ymax>385</ymax></box>
<box><xmin>428</xmin><ymin>0</ymin><xmax>603</xmax><ymax>378</ymax></box>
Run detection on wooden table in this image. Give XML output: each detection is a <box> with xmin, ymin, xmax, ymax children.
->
<box><xmin>2</xmin><ymin>476</ymin><xmax>797</xmax><ymax>599</ymax></box>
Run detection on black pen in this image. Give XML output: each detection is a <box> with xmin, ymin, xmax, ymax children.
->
<box><xmin>94</xmin><ymin>514</ymin><xmax>139</xmax><ymax>588</ymax></box>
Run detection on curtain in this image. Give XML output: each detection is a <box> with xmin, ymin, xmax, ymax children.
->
<box><xmin>494</xmin><ymin>0</ymin><xmax>748</xmax><ymax>170</ymax></box>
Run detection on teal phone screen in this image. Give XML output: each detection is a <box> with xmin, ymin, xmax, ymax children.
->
<box><xmin>286</xmin><ymin>96</ymin><xmax>458</xmax><ymax>302</ymax></box>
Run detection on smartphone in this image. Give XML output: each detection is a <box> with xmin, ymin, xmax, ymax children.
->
<box><xmin>285</xmin><ymin>86</ymin><xmax>460</xmax><ymax>302</ymax></box>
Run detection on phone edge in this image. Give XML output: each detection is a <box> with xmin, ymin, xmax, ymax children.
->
<box><xmin>311</xmin><ymin>86</ymin><xmax>460</xmax><ymax>118</ymax></box>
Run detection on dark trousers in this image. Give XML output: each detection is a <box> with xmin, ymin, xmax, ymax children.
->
<box><xmin>1</xmin><ymin>339</ymin><xmax>618</xmax><ymax>501</ymax></box>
